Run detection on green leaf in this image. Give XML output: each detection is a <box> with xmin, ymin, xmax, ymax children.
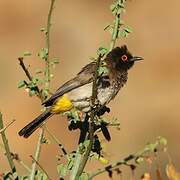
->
<box><xmin>117</xmin><ymin>26</ymin><xmax>132</xmax><ymax>38</ymax></box>
<box><xmin>67</xmin><ymin>158</ymin><xmax>74</xmax><ymax>170</ymax></box>
<box><xmin>38</xmin><ymin>48</ymin><xmax>48</xmax><ymax>60</ymax></box>
<box><xmin>23</xmin><ymin>51</ymin><xmax>32</xmax><ymax>56</ymax></box>
<box><xmin>35</xmin><ymin>68</ymin><xmax>43</xmax><ymax>74</ymax></box>
<box><xmin>20</xmin><ymin>176</ymin><xmax>29</xmax><ymax>180</ymax></box>
<box><xmin>79</xmin><ymin>172</ymin><xmax>89</xmax><ymax>180</ymax></box>
<box><xmin>83</xmin><ymin>140</ymin><xmax>90</xmax><ymax>149</ymax></box>
<box><xmin>78</xmin><ymin>140</ymin><xmax>90</xmax><ymax>154</ymax></box>
<box><xmin>51</xmin><ymin>58</ymin><xmax>59</xmax><ymax>64</ymax></box>
<box><xmin>67</xmin><ymin>159</ymin><xmax>74</xmax><ymax>171</ymax></box>
<box><xmin>32</xmin><ymin>76</ymin><xmax>43</xmax><ymax>85</ymax></box>
<box><xmin>119</xmin><ymin>19</ymin><xmax>124</xmax><ymax>26</ymax></box>
<box><xmin>28</xmin><ymin>90</ymin><xmax>36</xmax><ymax>97</ymax></box>
<box><xmin>145</xmin><ymin>142</ymin><xmax>158</xmax><ymax>152</ymax></box>
<box><xmin>97</xmin><ymin>47</ymin><xmax>108</xmax><ymax>56</ymax></box>
<box><xmin>110</xmin><ymin>4</ymin><xmax>116</xmax><ymax>12</ymax></box>
<box><xmin>57</xmin><ymin>164</ymin><xmax>68</xmax><ymax>177</ymax></box>
<box><xmin>40</xmin><ymin>27</ymin><xmax>47</xmax><ymax>35</ymax></box>
<box><xmin>117</xmin><ymin>0</ymin><xmax>125</xmax><ymax>6</ymax></box>
<box><xmin>158</xmin><ymin>136</ymin><xmax>168</xmax><ymax>146</ymax></box>
<box><xmin>108</xmin><ymin>26</ymin><xmax>114</xmax><ymax>35</ymax></box>
<box><xmin>118</xmin><ymin>28</ymin><xmax>131</xmax><ymax>38</ymax></box>
<box><xmin>35</xmin><ymin>170</ymin><xmax>47</xmax><ymax>180</ymax></box>
<box><xmin>3</xmin><ymin>172</ymin><xmax>13</xmax><ymax>180</ymax></box>
<box><xmin>112</xmin><ymin>8</ymin><xmax>118</xmax><ymax>15</ymax></box>
<box><xmin>110</xmin><ymin>0</ymin><xmax>126</xmax><ymax>15</ymax></box>
<box><xmin>98</xmin><ymin>66</ymin><xmax>109</xmax><ymax>75</ymax></box>
<box><xmin>17</xmin><ymin>80</ymin><xmax>26</xmax><ymax>88</ymax></box>
<box><xmin>41</xmin><ymin>89</ymin><xmax>49</xmax><ymax>97</ymax></box>
<box><xmin>66</xmin><ymin>110</ymin><xmax>80</xmax><ymax>122</ymax></box>
<box><xmin>27</xmin><ymin>82</ymin><xmax>34</xmax><ymax>89</ymax></box>
<box><xmin>50</xmin><ymin>58</ymin><xmax>59</xmax><ymax>68</ymax></box>
<box><xmin>104</xmin><ymin>24</ymin><xmax>111</xmax><ymax>31</ymax></box>
<box><xmin>41</xmin><ymin>137</ymin><xmax>51</xmax><ymax>144</ymax></box>
<box><xmin>124</xmin><ymin>26</ymin><xmax>133</xmax><ymax>34</ymax></box>
<box><xmin>40</xmin><ymin>27</ymin><xmax>46</xmax><ymax>32</ymax></box>
<box><xmin>66</xmin><ymin>152</ymin><xmax>76</xmax><ymax>170</ymax></box>
<box><xmin>117</xmin><ymin>8</ymin><xmax>123</xmax><ymax>15</ymax></box>
<box><xmin>135</xmin><ymin>157</ymin><xmax>144</xmax><ymax>164</ymax></box>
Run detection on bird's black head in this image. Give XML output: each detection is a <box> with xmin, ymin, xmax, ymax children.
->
<box><xmin>106</xmin><ymin>45</ymin><xmax>143</xmax><ymax>71</ymax></box>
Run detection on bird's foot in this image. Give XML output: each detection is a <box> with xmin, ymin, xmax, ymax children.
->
<box><xmin>90</xmin><ymin>99</ymin><xmax>101</xmax><ymax>110</ymax></box>
<box><xmin>96</xmin><ymin>106</ymin><xmax>110</xmax><ymax>116</ymax></box>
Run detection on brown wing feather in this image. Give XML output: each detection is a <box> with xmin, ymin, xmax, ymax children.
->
<box><xmin>42</xmin><ymin>62</ymin><xmax>96</xmax><ymax>107</ymax></box>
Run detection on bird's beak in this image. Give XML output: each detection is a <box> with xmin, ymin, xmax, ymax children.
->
<box><xmin>130</xmin><ymin>56</ymin><xmax>144</xmax><ymax>62</ymax></box>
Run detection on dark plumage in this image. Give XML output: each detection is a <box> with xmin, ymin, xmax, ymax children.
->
<box><xmin>19</xmin><ymin>45</ymin><xmax>143</xmax><ymax>138</ymax></box>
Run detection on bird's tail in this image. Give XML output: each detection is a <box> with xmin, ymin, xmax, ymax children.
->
<box><xmin>18</xmin><ymin>110</ymin><xmax>52</xmax><ymax>138</ymax></box>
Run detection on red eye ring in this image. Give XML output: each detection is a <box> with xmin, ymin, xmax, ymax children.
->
<box><xmin>121</xmin><ymin>55</ymin><xmax>128</xmax><ymax>61</ymax></box>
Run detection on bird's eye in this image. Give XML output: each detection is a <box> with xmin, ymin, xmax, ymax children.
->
<box><xmin>121</xmin><ymin>55</ymin><xmax>128</xmax><ymax>61</ymax></box>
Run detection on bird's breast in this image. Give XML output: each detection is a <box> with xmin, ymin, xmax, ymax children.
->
<box><xmin>52</xmin><ymin>72</ymin><xmax>127</xmax><ymax>113</ymax></box>
<box><xmin>67</xmin><ymin>81</ymin><xmax>120</xmax><ymax>112</ymax></box>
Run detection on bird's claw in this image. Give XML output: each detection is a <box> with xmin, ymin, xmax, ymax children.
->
<box><xmin>96</xmin><ymin>106</ymin><xmax>110</xmax><ymax>116</ymax></box>
<box><xmin>90</xmin><ymin>99</ymin><xmax>101</xmax><ymax>110</ymax></box>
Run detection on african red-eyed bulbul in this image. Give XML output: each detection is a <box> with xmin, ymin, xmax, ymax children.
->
<box><xmin>19</xmin><ymin>45</ymin><xmax>143</xmax><ymax>138</ymax></box>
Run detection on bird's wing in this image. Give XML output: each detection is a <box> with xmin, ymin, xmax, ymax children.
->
<box><xmin>42</xmin><ymin>62</ymin><xmax>96</xmax><ymax>107</ymax></box>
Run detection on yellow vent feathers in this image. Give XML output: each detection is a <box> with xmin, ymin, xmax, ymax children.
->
<box><xmin>51</xmin><ymin>94</ymin><xmax>73</xmax><ymax>113</ymax></box>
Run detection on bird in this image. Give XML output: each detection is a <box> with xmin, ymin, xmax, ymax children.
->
<box><xmin>18</xmin><ymin>45</ymin><xmax>143</xmax><ymax>138</ymax></box>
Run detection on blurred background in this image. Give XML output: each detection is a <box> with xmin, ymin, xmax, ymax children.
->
<box><xmin>0</xmin><ymin>0</ymin><xmax>180</xmax><ymax>179</ymax></box>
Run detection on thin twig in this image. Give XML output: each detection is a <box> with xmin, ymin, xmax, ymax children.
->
<box><xmin>109</xmin><ymin>0</ymin><xmax>127</xmax><ymax>52</ymax></box>
<box><xmin>29</xmin><ymin>0</ymin><xmax>56</xmax><ymax>179</ymax></box>
<box><xmin>73</xmin><ymin>55</ymin><xmax>102</xmax><ymax>179</ymax></box>
<box><xmin>0</xmin><ymin>119</ymin><xmax>16</xmax><ymax>134</ymax></box>
<box><xmin>107</xmin><ymin>122</ymin><xmax>120</xmax><ymax>127</ymax></box>
<box><xmin>44</xmin><ymin>0</ymin><xmax>56</xmax><ymax>92</ymax></box>
<box><xmin>45</xmin><ymin>126</ymin><xmax>68</xmax><ymax>156</ymax></box>
<box><xmin>17</xmin><ymin>159</ymin><xmax>31</xmax><ymax>173</ymax></box>
<box><xmin>18</xmin><ymin>57</ymin><xmax>42</xmax><ymax>100</ymax></box>
<box><xmin>18</xmin><ymin>57</ymin><xmax>33</xmax><ymax>81</ymax></box>
<box><xmin>0</xmin><ymin>141</ymin><xmax>31</xmax><ymax>173</ymax></box>
<box><xmin>71</xmin><ymin>1</ymin><xmax>127</xmax><ymax>178</ymax></box>
<box><xmin>29</xmin><ymin>128</ymin><xmax>44</xmax><ymax>180</ymax></box>
<box><xmin>0</xmin><ymin>112</ymin><xmax>17</xmax><ymax>176</ymax></box>
<box><xmin>70</xmin><ymin>150</ymin><xmax>82</xmax><ymax>180</ymax></box>
<box><xmin>89</xmin><ymin>155</ymin><xmax>132</xmax><ymax>179</ymax></box>
<box><xmin>30</xmin><ymin>155</ymin><xmax>52</xmax><ymax>180</ymax></box>
<box><xmin>89</xmin><ymin>140</ymin><xmax>163</xmax><ymax>179</ymax></box>
<box><xmin>109</xmin><ymin>14</ymin><xmax>120</xmax><ymax>51</ymax></box>
<box><xmin>12</xmin><ymin>153</ymin><xmax>31</xmax><ymax>173</ymax></box>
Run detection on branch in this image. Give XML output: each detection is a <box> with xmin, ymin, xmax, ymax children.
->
<box><xmin>109</xmin><ymin>0</ymin><xmax>127</xmax><ymax>52</ymax></box>
<box><xmin>72</xmin><ymin>55</ymin><xmax>102</xmax><ymax>179</ymax></box>
<box><xmin>44</xmin><ymin>0</ymin><xmax>56</xmax><ymax>92</ymax></box>
<box><xmin>0</xmin><ymin>134</ymin><xmax>31</xmax><ymax>174</ymax></box>
<box><xmin>70</xmin><ymin>1</ymin><xmax>128</xmax><ymax>178</ymax></box>
<box><xmin>9</xmin><ymin>153</ymin><xmax>31</xmax><ymax>173</ymax></box>
<box><xmin>45</xmin><ymin>126</ymin><xmax>68</xmax><ymax>156</ymax></box>
<box><xmin>16</xmin><ymin>158</ymin><xmax>31</xmax><ymax>173</ymax></box>
<box><xmin>18</xmin><ymin>57</ymin><xmax>42</xmax><ymax>100</ymax></box>
<box><xmin>29</xmin><ymin>128</ymin><xmax>44</xmax><ymax>180</ymax></box>
<box><xmin>18</xmin><ymin>57</ymin><xmax>33</xmax><ymax>81</ymax></box>
<box><xmin>70</xmin><ymin>151</ymin><xmax>82</xmax><ymax>180</ymax></box>
<box><xmin>0</xmin><ymin>119</ymin><xmax>16</xmax><ymax>134</ymax></box>
<box><xmin>71</xmin><ymin>1</ymin><xmax>128</xmax><ymax>178</ymax></box>
<box><xmin>30</xmin><ymin>155</ymin><xmax>52</xmax><ymax>180</ymax></box>
<box><xmin>109</xmin><ymin>14</ymin><xmax>120</xmax><ymax>51</ymax></box>
<box><xmin>89</xmin><ymin>139</ymin><xmax>166</xmax><ymax>179</ymax></box>
<box><xmin>89</xmin><ymin>154</ymin><xmax>134</xmax><ymax>179</ymax></box>
<box><xmin>0</xmin><ymin>112</ymin><xmax>17</xmax><ymax>176</ymax></box>
<box><xmin>30</xmin><ymin>0</ymin><xmax>56</xmax><ymax>178</ymax></box>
